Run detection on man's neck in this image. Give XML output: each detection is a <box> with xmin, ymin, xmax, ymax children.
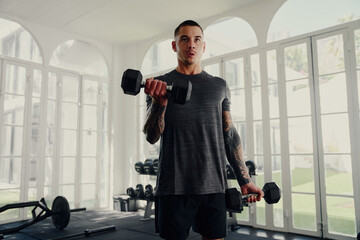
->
<box><xmin>176</xmin><ymin>64</ymin><xmax>202</xmax><ymax>75</ymax></box>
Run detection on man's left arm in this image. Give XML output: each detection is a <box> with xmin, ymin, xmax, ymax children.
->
<box><xmin>222</xmin><ymin>110</ymin><xmax>264</xmax><ymax>202</ymax></box>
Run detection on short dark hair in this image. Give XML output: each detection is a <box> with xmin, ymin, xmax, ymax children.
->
<box><xmin>174</xmin><ymin>20</ymin><xmax>203</xmax><ymax>38</ymax></box>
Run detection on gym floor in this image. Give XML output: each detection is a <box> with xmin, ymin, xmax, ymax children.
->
<box><xmin>0</xmin><ymin>210</ymin><xmax>324</xmax><ymax>240</ymax></box>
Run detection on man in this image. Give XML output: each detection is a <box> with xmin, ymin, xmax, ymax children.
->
<box><xmin>143</xmin><ymin>20</ymin><xmax>263</xmax><ymax>240</ymax></box>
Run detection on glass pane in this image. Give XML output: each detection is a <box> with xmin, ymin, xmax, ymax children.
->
<box><xmin>60</xmin><ymin>130</ymin><xmax>77</xmax><ymax>156</ymax></box>
<box><xmin>60</xmin><ymin>157</ymin><xmax>75</xmax><ymax>184</ymax></box>
<box><xmin>47</xmin><ymin>100</ymin><xmax>56</xmax><ymax>128</ymax></box>
<box><xmin>45</xmin><ymin>157</ymin><xmax>53</xmax><ymax>185</ymax></box>
<box><xmin>204</xmin><ymin>17</ymin><xmax>258</xmax><ymax>59</ymax></box>
<box><xmin>81</xmin><ymin>158</ymin><xmax>96</xmax><ymax>183</ymax></box>
<box><xmin>357</xmin><ymin>70</ymin><xmax>360</xmax><ymax>110</ymax></box>
<box><xmin>230</xmin><ymin>89</ymin><xmax>246</xmax><ymax>121</ymax></box>
<box><xmin>272</xmin><ymin>155</ymin><xmax>282</xmax><ymax>188</ymax></box>
<box><xmin>30</xmin><ymin>125</ymin><xmax>39</xmax><ymax>156</ymax></box>
<box><xmin>319</xmin><ymin>73</ymin><xmax>348</xmax><ymax>113</ymax></box>
<box><xmin>1</xmin><ymin>126</ymin><xmax>23</xmax><ymax>156</ymax></box>
<box><xmin>82</xmin><ymin>131</ymin><xmax>97</xmax><ymax>156</ymax></box>
<box><xmin>0</xmin><ymin>189</ymin><xmax>20</xmax><ymax>221</ymax></box>
<box><xmin>292</xmin><ymin>193</ymin><xmax>316</xmax><ymax>231</ymax></box>
<box><xmin>83</xmin><ymin>105</ymin><xmax>97</xmax><ymax>130</ymax></box>
<box><xmin>62</xmin><ymin>75</ymin><xmax>79</xmax><ymax>102</ymax></box>
<box><xmin>270</xmin><ymin>120</ymin><xmax>281</xmax><ymax>154</ymax></box>
<box><xmin>267</xmin><ymin>50</ymin><xmax>278</xmax><ymax>83</ymax></box>
<box><xmin>274</xmin><ymin>197</ymin><xmax>284</xmax><ymax>228</ymax></box>
<box><xmin>46</xmin><ymin>128</ymin><xmax>55</xmax><ymax>156</ymax></box>
<box><xmin>48</xmin><ymin>72</ymin><xmax>57</xmax><ymax>100</ymax></box>
<box><xmin>252</xmin><ymin>86</ymin><xmax>262</xmax><ymax>120</ymax></box>
<box><xmin>324</xmin><ymin>155</ymin><xmax>353</xmax><ymax>195</ymax></box>
<box><xmin>0</xmin><ymin>158</ymin><xmax>22</xmax><ymax>188</ymax></box>
<box><xmin>268</xmin><ymin>84</ymin><xmax>279</xmax><ymax>118</ymax></box>
<box><xmin>288</xmin><ymin>117</ymin><xmax>313</xmax><ymax>154</ymax></box>
<box><xmin>254</xmin><ymin>122</ymin><xmax>263</xmax><ymax>155</ymax></box>
<box><xmin>321</xmin><ymin>114</ymin><xmax>350</xmax><ymax>153</ymax></box>
<box><xmin>59</xmin><ymin>185</ymin><xmax>75</xmax><ymax>209</ymax></box>
<box><xmin>3</xmin><ymin>94</ymin><xmax>25</xmax><ymax>125</ymax></box>
<box><xmin>251</xmin><ymin>54</ymin><xmax>260</xmax><ymax>86</ymax></box>
<box><xmin>256</xmin><ymin>198</ymin><xmax>266</xmax><ymax>226</ymax></box>
<box><xmin>267</xmin><ymin>0</ymin><xmax>360</xmax><ymax>43</ymax></box>
<box><xmin>80</xmin><ymin>184</ymin><xmax>96</xmax><ymax>209</ymax></box>
<box><xmin>141</xmin><ymin>39</ymin><xmax>177</xmax><ymax>75</ymax></box>
<box><xmin>32</xmin><ymin>69</ymin><xmax>42</xmax><ymax>97</ymax></box>
<box><xmin>286</xmin><ymin>79</ymin><xmax>311</xmax><ymax>116</ymax></box>
<box><xmin>83</xmin><ymin>79</ymin><xmax>98</xmax><ymax>105</ymax></box>
<box><xmin>0</xmin><ymin>18</ymin><xmax>42</xmax><ymax>63</ymax></box>
<box><xmin>50</xmin><ymin>40</ymin><xmax>108</xmax><ymax>77</ymax></box>
<box><xmin>317</xmin><ymin>34</ymin><xmax>344</xmax><ymax>75</ymax></box>
<box><xmin>61</xmin><ymin>102</ymin><xmax>78</xmax><ymax>129</ymax></box>
<box><xmin>326</xmin><ymin>196</ymin><xmax>356</xmax><ymax>236</ymax></box>
<box><xmin>204</xmin><ymin>63</ymin><xmax>219</xmax><ymax>77</ymax></box>
<box><xmin>234</xmin><ymin>122</ymin><xmax>247</xmax><ymax>155</ymax></box>
<box><xmin>284</xmin><ymin>43</ymin><xmax>308</xmax><ymax>80</ymax></box>
<box><xmin>31</xmin><ymin>97</ymin><xmax>40</xmax><ymax>125</ymax></box>
<box><xmin>291</xmin><ymin>155</ymin><xmax>315</xmax><ymax>193</ymax></box>
<box><xmin>28</xmin><ymin>159</ymin><xmax>37</xmax><ymax>187</ymax></box>
<box><xmin>4</xmin><ymin>64</ymin><xmax>27</xmax><ymax>95</ymax></box>
<box><xmin>226</xmin><ymin>58</ymin><xmax>244</xmax><ymax>89</ymax></box>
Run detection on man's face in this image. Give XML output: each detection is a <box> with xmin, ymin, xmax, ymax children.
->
<box><xmin>172</xmin><ymin>25</ymin><xmax>205</xmax><ymax>66</ymax></box>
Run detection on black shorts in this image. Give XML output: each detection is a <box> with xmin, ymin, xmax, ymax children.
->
<box><xmin>156</xmin><ymin>193</ymin><xmax>227</xmax><ymax>240</ymax></box>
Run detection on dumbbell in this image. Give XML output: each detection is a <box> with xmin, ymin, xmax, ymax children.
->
<box><xmin>126</xmin><ymin>187</ymin><xmax>137</xmax><ymax>199</ymax></box>
<box><xmin>121</xmin><ymin>69</ymin><xmax>192</xmax><ymax>105</ymax></box>
<box><xmin>226</xmin><ymin>164</ymin><xmax>236</xmax><ymax>179</ymax></box>
<box><xmin>144</xmin><ymin>184</ymin><xmax>155</xmax><ymax>201</ymax></box>
<box><xmin>245</xmin><ymin>160</ymin><xmax>256</xmax><ymax>177</ymax></box>
<box><xmin>143</xmin><ymin>159</ymin><xmax>154</xmax><ymax>175</ymax></box>
<box><xmin>153</xmin><ymin>159</ymin><xmax>159</xmax><ymax>174</ymax></box>
<box><xmin>135</xmin><ymin>184</ymin><xmax>145</xmax><ymax>200</ymax></box>
<box><xmin>135</xmin><ymin>162</ymin><xmax>145</xmax><ymax>174</ymax></box>
<box><xmin>225</xmin><ymin>182</ymin><xmax>281</xmax><ymax>211</ymax></box>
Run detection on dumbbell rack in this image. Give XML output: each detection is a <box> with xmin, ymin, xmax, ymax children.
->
<box><xmin>131</xmin><ymin>158</ymin><xmax>158</xmax><ymax>221</ymax></box>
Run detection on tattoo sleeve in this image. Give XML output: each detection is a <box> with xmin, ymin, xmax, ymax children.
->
<box><xmin>223</xmin><ymin>111</ymin><xmax>251</xmax><ymax>186</ymax></box>
<box><xmin>143</xmin><ymin>100</ymin><xmax>166</xmax><ymax>144</ymax></box>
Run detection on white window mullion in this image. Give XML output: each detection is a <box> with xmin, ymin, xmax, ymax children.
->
<box><xmin>277</xmin><ymin>46</ymin><xmax>292</xmax><ymax>233</ymax></box>
<box><xmin>259</xmin><ymin>48</ymin><xmax>274</xmax><ymax>229</ymax></box>
<box><xmin>75</xmin><ymin>75</ymin><xmax>83</xmax><ymax>209</ymax></box>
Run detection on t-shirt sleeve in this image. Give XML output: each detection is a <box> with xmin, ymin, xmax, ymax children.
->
<box><xmin>222</xmin><ymin>80</ymin><xmax>231</xmax><ymax>111</ymax></box>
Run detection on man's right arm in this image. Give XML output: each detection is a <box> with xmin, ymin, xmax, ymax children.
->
<box><xmin>142</xmin><ymin>78</ymin><xmax>168</xmax><ymax>144</ymax></box>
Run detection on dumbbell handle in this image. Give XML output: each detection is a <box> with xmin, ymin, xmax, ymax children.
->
<box><xmin>241</xmin><ymin>193</ymin><xmax>263</xmax><ymax>202</ymax></box>
<box><xmin>140</xmin><ymin>80</ymin><xmax>173</xmax><ymax>91</ymax></box>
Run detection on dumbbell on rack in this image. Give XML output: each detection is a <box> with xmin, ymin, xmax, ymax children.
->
<box><xmin>225</xmin><ymin>182</ymin><xmax>281</xmax><ymax>212</ymax></box>
<box><xmin>135</xmin><ymin>159</ymin><xmax>157</xmax><ymax>175</ymax></box>
<box><xmin>121</xmin><ymin>69</ymin><xmax>192</xmax><ymax>105</ymax></box>
<box><xmin>226</xmin><ymin>160</ymin><xmax>257</xmax><ymax>180</ymax></box>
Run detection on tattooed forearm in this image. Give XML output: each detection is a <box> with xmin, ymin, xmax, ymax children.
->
<box><xmin>143</xmin><ymin>101</ymin><xmax>166</xmax><ymax>144</ymax></box>
<box><xmin>223</xmin><ymin>111</ymin><xmax>251</xmax><ymax>186</ymax></box>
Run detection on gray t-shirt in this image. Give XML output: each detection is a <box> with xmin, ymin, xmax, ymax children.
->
<box><xmin>146</xmin><ymin>70</ymin><xmax>231</xmax><ymax>196</ymax></box>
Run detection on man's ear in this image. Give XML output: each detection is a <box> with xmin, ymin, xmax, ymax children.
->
<box><xmin>172</xmin><ymin>40</ymin><xmax>177</xmax><ymax>52</ymax></box>
<box><xmin>203</xmin><ymin>41</ymin><xmax>206</xmax><ymax>53</ymax></box>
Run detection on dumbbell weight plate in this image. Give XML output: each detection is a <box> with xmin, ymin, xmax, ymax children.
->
<box><xmin>52</xmin><ymin>196</ymin><xmax>71</xmax><ymax>230</ymax></box>
<box><xmin>262</xmin><ymin>182</ymin><xmax>281</xmax><ymax>204</ymax></box>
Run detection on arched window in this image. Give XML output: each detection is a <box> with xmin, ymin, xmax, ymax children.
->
<box><xmin>267</xmin><ymin>0</ymin><xmax>360</xmax><ymax>42</ymax></box>
<box><xmin>203</xmin><ymin>17</ymin><xmax>258</xmax><ymax>59</ymax></box>
<box><xmin>141</xmin><ymin>39</ymin><xmax>177</xmax><ymax>76</ymax></box>
<box><xmin>0</xmin><ymin>18</ymin><xmax>42</xmax><ymax>63</ymax></box>
<box><xmin>50</xmin><ymin>40</ymin><xmax>108</xmax><ymax>77</ymax></box>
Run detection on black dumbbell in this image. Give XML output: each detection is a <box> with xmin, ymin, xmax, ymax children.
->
<box><xmin>245</xmin><ymin>160</ymin><xmax>256</xmax><ymax>177</ymax></box>
<box><xmin>135</xmin><ymin>184</ymin><xmax>145</xmax><ymax>200</ymax></box>
<box><xmin>153</xmin><ymin>159</ymin><xmax>159</xmax><ymax>174</ymax></box>
<box><xmin>143</xmin><ymin>159</ymin><xmax>154</xmax><ymax>175</ymax></box>
<box><xmin>121</xmin><ymin>69</ymin><xmax>192</xmax><ymax>105</ymax></box>
<box><xmin>126</xmin><ymin>187</ymin><xmax>137</xmax><ymax>199</ymax></box>
<box><xmin>144</xmin><ymin>184</ymin><xmax>155</xmax><ymax>201</ymax></box>
<box><xmin>225</xmin><ymin>182</ymin><xmax>281</xmax><ymax>211</ymax></box>
<box><xmin>226</xmin><ymin>164</ymin><xmax>236</xmax><ymax>179</ymax></box>
<box><xmin>135</xmin><ymin>162</ymin><xmax>145</xmax><ymax>174</ymax></box>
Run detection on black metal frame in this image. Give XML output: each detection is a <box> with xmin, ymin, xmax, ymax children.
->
<box><xmin>0</xmin><ymin>198</ymin><xmax>53</xmax><ymax>235</ymax></box>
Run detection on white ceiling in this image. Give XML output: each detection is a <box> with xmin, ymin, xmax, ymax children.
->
<box><xmin>0</xmin><ymin>0</ymin><xmax>263</xmax><ymax>45</ymax></box>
